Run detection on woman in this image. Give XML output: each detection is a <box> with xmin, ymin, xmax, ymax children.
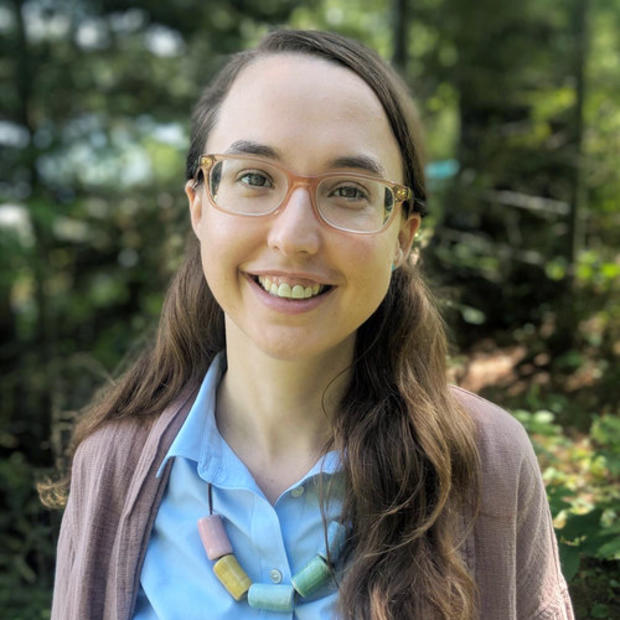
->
<box><xmin>49</xmin><ymin>30</ymin><xmax>573</xmax><ymax>619</ymax></box>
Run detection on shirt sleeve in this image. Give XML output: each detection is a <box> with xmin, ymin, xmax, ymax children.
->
<box><xmin>452</xmin><ymin>386</ymin><xmax>575</xmax><ymax>620</ymax></box>
<box><xmin>50</xmin><ymin>448</ymin><xmax>82</xmax><ymax>620</ymax></box>
<box><xmin>515</xmin><ymin>439</ymin><xmax>574</xmax><ymax>620</ymax></box>
<box><xmin>50</xmin><ymin>424</ymin><xmax>126</xmax><ymax>619</ymax></box>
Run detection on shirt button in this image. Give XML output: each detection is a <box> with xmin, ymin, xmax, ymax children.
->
<box><xmin>291</xmin><ymin>486</ymin><xmax>305</xmax><ymax>498</ymax></box>
<box><xmin>270</xmin><ymin>569</ymin><xmax>283</xmax><ymax>583</ymax></box>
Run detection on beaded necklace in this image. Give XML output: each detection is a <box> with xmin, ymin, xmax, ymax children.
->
<box><xmin>197</xmin><ymin>483</ymin><xmax>347</xmax><ymax>613</ymax></box>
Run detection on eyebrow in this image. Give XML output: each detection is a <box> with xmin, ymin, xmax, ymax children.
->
<box><xmin>225</xmin><ymin>140</ymin><xmax>280</xmax><ymax>158</ymax></box>
<box><xmin>224</xmin><ymin>140</ymin><xmax>386</xmax><ymax>178</ymax></box>
<box><xmin>328</xmin><ymin>155</ymin><xmax>385</xmax><ymax>177</ymax></box>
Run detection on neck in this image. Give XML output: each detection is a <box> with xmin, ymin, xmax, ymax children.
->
<box><xmin>217</xmin><ymin>328</ymin><xmax>353</xmax><ymax>466</ymax></box>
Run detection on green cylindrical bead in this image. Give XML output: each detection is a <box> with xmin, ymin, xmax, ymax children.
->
<box><xmin>247</xmin><ymin>583</ymin><xmax>295</xmax><ymax>612</ymax></box>
<box><xmin>213</xmin><ymin>554</ymin><xmax>252</xmax><ymax>601</ymax></box>
<box><xmin>291</xmin><ymin>554</ymin><xmax>332</xmax><ymax>598</ymax></box>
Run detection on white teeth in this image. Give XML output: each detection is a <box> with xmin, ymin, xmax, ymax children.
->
<box><xmin>257</xmin><ymin>275</ymin><xmax>325</xmax><ymax>299</ymax></box>
<box><xmin>278</xmin><ymin>282</ymin><xmax>292</xmax><ymax>297</ymax></box>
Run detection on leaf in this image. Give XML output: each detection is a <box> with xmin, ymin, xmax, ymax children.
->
<box><xmin>560</xmin><ymin>509</ymin><xmax>603</xmax><ymax>541</ymax></box>
<box><xmin>596</xmin><ymin>536</ymin><xmax>620</xmax><ymax>560</ymax></box>
<box><xmin>547</xmin><ymin>484</ymin><xmax>574</xmax><ymax>516</ymax></box>
<box><xmin>592</xmin><ymin>416</ymin><xmax>620</xmax><ymax>450</ymax></box>
<box><xmin>559</xmin><ymin>543</ymin><xmax>581</xmax><ymax>582</ymax></box>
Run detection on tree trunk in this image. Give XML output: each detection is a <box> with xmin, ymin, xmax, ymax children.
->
<box><xmin>567</xmin><ymin>0</ymin><xmax>590</xmax><ymax>274</ymax></box>
<box><xmin>11</xmin><ymin>0</ymin><xmax>54</xmax><ymax>462</ymax></box>
<box><xmin>392</xmin><ymin>0</ymin><xmax>409</xmax><ymax>72</ymax></box>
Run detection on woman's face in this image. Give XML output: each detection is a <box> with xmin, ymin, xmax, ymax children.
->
<box><xmin>186</xmin><ymin>53</ymin><xmax>420</xmax><ymax>363</ymax></box>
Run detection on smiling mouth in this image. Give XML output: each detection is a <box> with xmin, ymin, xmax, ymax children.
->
<box><xmin>252</xmin><ymin>275</ymin><xmax>331</xmax><ymax>300</ymax></box>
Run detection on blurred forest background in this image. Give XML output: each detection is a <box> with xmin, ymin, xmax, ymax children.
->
<box><xmin>1</xmin><ymin>0</ymin><xmax>619</xmax><ymax>617</ymax></box>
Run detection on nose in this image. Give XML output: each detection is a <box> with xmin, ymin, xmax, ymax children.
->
<box><xmin>266</xmin><ymin>187</ymin><xmax>321</xmax><ymax>256</ymax></box>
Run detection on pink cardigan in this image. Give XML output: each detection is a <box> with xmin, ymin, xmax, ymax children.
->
<box><xmin>51</xmin><ymin>386</ymin><xmax>574</xmax><ymax>619</ymax></box>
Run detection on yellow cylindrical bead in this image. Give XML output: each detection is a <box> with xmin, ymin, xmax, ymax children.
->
<box><xmin>213</xmin><ymin>554</ymin><xmax>252</xmax><ymax>601</ymax></box>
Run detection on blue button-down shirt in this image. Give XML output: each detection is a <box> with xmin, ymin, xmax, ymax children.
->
<box><xmin>133</xmin><ymin>353</ymin><xmax>343</xmax><ymax>619</ymax></box>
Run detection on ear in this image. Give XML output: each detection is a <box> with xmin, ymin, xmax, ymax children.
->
<box><xmin>185</xmin><ymin>179</ymin><xmax>203</xmax><ymax>237</ymax></box>
<box><xmin>394</xmin><ymin>213</ymin><xmax>421</xmax><ymax>267</ymax></box>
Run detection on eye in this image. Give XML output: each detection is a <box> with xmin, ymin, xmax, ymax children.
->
<box><xmin>237</xmin><ymin>171</ymin><xmax>274</xmax><ymax>188</ymax></box>
<box><xmin>330</xmin><ymin>184</ymin><xmax>370</xmax><ymax>201</ymax></box>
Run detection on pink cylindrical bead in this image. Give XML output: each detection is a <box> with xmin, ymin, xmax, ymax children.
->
<box><xmin>197</xmin><ymin>514</ymin><xmax>233</xmax><ymax>560</ymax></box>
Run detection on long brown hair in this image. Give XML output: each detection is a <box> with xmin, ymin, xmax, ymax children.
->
<box><xmin>43</xmin><ymin>30</ymin><xmax>480</xmax><ymax>619</ymax></box>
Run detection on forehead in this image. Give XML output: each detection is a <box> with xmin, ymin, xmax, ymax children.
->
<box><xmin>206</xmin><ymin>54</ymin><xmax>403</xmax><ymax>179</ymax></box>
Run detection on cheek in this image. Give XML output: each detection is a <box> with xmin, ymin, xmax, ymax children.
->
<box><xmin>346</xmin><ymin>235</ymin><xmax>394</xmax><ymax>280</ymax></box>
<box><xmin>341</xmin><ymin>238</ymin><xmax>394</xmax><ymax>318</ymax></box>
<box><xmin>197</xmin><ymin>210</ymin><xmax>250</xmax><ymax>261</ymax></box>
<box><xmin>196</xmin><ymin>216</ymin><xmax>238</xmax><ymax>285</ymax></box>
<box><xmin>195</xmin><ymin>213</ymin><xmax>266</xmax><ymax>305</ymax></box>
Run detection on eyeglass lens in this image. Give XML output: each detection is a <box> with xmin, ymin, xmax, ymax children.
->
<box><xmin>207</xmin><ymin>157</ymin><xmax>395</xmax><ymax>233</ymax></box>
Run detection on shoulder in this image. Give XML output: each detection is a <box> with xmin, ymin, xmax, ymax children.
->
<box><xmin>72</xmin><ymin>416</ymin><xmax>151</xmax><ymax>489</ymax></box>
<box><xmin>70</xmin><ymin>388</ymin><xmax>196</xmax><ymax>507</ymax></box>
<box><xmin>450</xmin><ymin>385</ymin><xmax>532</xmax><ymax>459</ymax></box>
<box><xmin>74</xmin><ymin>415</ymin><xmax>151</xmax><ymax>469</ymax></box>
<box><xmin>450</xmin><ymin>385</ymin><xmax>542</xmax><ymax>512</ymax></box>
<box><xmin>67</xmin><ymin>416</ymin><xmax>155</xmax><ymax>528</ymax></box>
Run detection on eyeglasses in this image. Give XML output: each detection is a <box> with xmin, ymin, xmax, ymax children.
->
<box><xmin>194</xmin><ymin>153</ymin><xmax>414</xmax><ymax>234</ymax></box>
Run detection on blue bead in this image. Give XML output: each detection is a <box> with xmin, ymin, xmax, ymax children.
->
<box><xmin>247</xmin><ymin>583</ymin><xmax>295</xmax><ymax>612</ymax></box>
<box><xmin>318</xmin><ymin>521</ymin><xmax>347</xmax><ymax>563</ymax></box>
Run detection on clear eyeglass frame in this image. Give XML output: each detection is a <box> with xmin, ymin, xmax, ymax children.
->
<box><xmin>194</xmin><ymin>153</ymin><xmax>414</xmax><ymax>235</ymax></box>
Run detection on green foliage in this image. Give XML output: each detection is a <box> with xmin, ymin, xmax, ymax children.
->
<box><xmin>515</xmin><ymin>409</ymin><xmax>620</xmax><ymax>618</ymax></box>
<box><xmin>0</xmin><ymin>453</ymin><xmax>56</xmax><ymax>618</ymax></box>
<box><xmin>592</xmin><ymin>416</ymin><xmax>620</xmax><ymax>477</ymax></box>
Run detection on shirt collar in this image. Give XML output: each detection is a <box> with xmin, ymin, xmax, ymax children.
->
<box><xmin>156</xmin><ymin>351</ymin><xmax>226</xmax><ymax>477</ymax></box>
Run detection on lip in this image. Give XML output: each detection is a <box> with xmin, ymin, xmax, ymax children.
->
<box><xmin>244</xmin><ymin>273</ymin><xmax>334</xmax><ymax>314</ymax></box>
<box><xmin>246</xmin><ymin>269</ymin><xmax>334</xmax><ymax>287</ymax></box>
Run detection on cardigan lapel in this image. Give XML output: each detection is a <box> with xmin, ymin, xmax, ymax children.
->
<box><xmin>112</xmin><ymin>388</ymin><xmax>197</xmax><ymax>620</ymax></box>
